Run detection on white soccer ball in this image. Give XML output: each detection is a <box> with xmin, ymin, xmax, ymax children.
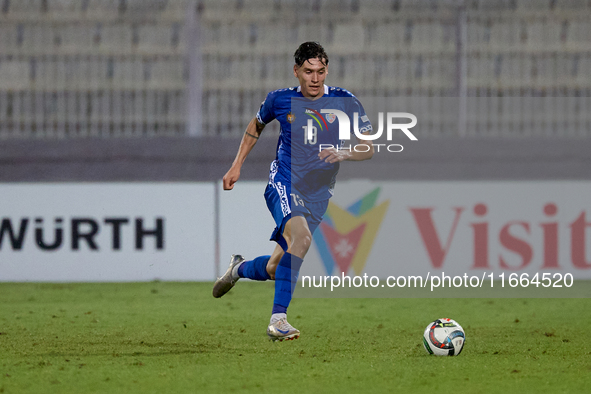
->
<box><xmin>422</xmin><ymin>318</ymin><xmax>465</xmax><ymax>356</ymax></box>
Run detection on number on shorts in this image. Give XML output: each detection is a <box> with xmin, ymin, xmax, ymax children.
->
<box><xmin>290</xmin><ymin>193</ymin><xmax>304</xmax><ymax>207</ymax></box>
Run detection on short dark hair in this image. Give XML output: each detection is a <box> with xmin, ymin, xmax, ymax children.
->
<box><xmin>294</xmin><ymin>42</ymin><xmax>329</xmax><ymax>67</ymax></box>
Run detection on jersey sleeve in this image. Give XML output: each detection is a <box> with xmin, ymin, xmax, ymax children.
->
<box><xmin>350</xmin><ymin>96</ymin><xmax>373</xmax><ymax>135</ymax></box>
<box><xmin>255</xmin><ymin>91</ymin><xmax>277</xmax><ymax>125</ymax></box>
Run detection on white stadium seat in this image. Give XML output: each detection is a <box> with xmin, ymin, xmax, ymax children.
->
<box><xmin>0</xmin><ymin>0</ymin><xmax>590</xmax><ymax>139</ymax></box>
<box><xmin>162</xmin><ymin>0</ymin><xmax>191</xmax><ymax>19</ymax></box>
<box><xmin>411</xmin><ymin>22</ymin><xmax>451</xmax><ymax>53</ymax></box>
<box><xmin>296</xmin><ymin>23</ymin><xmax>331</xmax><ymax>48</ymax></box>
<box><xmin>85</xmin><ymin>0</ymin><xmax>120</xmax><ymax>19</ymax></box>
<box><xmin>554</xmin><ymin>0</ymin><xmax>589</xmax><ymax>10</ymax></box>
<box><xmin>567</xmin><ymin>21</ymin><xmax>591</xmax><ymax>51</ymax></box>
<box><xmin>489</xmin><ymin>21</ymin><xmax>522</xmax><ymax>50</ymax></box>
<box><xmin>515</xmin><ymin>0</ymin><xmax>550</xmax><ymax>11</ymax></box>
<box><xmin>254</xmin><ymin>24</ymin><xmax>294</xmax><ymax>55</ymax></box>
<box><xmin>0</xmin><ymin>60</ymin><xmax>30</xmax><ymax>90</ymax></box>
<box><xmin>467</xmin><ymin>54</ymin><xmax>497</xmax><ymax>89</ymax></box>
<box><xmin>466</xmin><ymin>20</ymin><xmax>490</xmax><ymax>51</ymax></box>
<box><xmin>331</xmin><ymin>23</ymin><xmax>365</xmax><ymax>53</ymax></box>
<box><xmin>532</xmin><ymin>55</ymin><xmax>556</xmax><ymax>89</ymax></box>
<box><xmin>5</xmin><ymin>0</ymin><xmax>42</xmax><ymax>18</ymax></box>
<box><xmin>19</xmin><ymin>25</ymin><xmax>54</xmax><ymax>55</ymax></box>
<box><xmin>58</xmin><ymin>24</ymin><xmax>95</xmax><ymax>54</ymax></box>
<box><xmin>526</xmin><ymin>21</ymin><xmax>562</xmax><ymax>51</ymax></box>
<box><xmin>99</xmin><ymin>24</ymin><xmax>133</xmax><ymax>53</ymax></box>
<box><xmin>138</xmin><ymin>24</ymin><xmax>174</xmax><ymax>52</ymax></box>
<box><xmin>575</xmin><ymin>54</ymin><xmax>591</xmax><ymax>88</ymax></box>
<box><xmin>0</xmin><ymin>25</ymin><xmax>19</xmax><ymax>53</ymax></box>
<box><xmin>359</xmin><ymin>0</ymin><xmax>391</xmax><ymax>19</ymax></box>
<box><xmin>202</xmin><ymin>0</ymin><xmax>238</xmax><ymax>21</ymax></box>
<box><xmin>370</xmin><ymin>22</ymin><xmax>406</xmax><ymax>52</ymax></box>
<box><xmin>47</xmin><ymin>0</ymin><xmax>84</xmax><ymax>18</ymax></box>
<box><xmin>149</xmin><ymin>58</ymin><xmax>185</xmax><ymax>89</ymax></box>
<box><xmin>112</xmin><ymin>59</ymin><xmax>143</xmax><ymax>90</ymax></box>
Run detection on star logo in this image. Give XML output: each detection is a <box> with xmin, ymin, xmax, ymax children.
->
<box><xmin>335</xmin><ymin>238</ymin><xmax>354</xmax><ymax>258</ymax></box>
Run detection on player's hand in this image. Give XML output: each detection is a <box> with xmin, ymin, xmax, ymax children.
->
<box><xmin>222</xmin><ymin>166</ymin><xmax>240</xmax><ymax>190</ymax></box>
<box><xmin>318</xmin><ymin>147</ymin><xmax>350</xmax><ymax>164</ymax></box>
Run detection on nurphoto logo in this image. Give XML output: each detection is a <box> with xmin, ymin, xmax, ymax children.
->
<box><xmin>305</xmin><ymin>111</ymin><xmax>418</xmax><ymax>153</ymax></box>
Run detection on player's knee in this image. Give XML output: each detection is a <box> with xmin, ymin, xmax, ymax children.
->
<box><xmin>291</xmin><ymin>233</ymin><xmax>312</xmax><ymax>256</ymax></box>
<box><xmin>302</xmin><ymin>233</ymin><xmax>312</xmax><ymax>251</ymax></box>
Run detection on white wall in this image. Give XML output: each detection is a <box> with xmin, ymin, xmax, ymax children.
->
<box><xmin>300</xmin><ymin>180</ymin><xmax>591</xmax><ymax>279</ymax></box>
<box><xmin>2</xmin><ymin>181</ymin><xmax>591</xmax><ymax>281</ymax></box>
<box><xmin>0</xmin><ymin>183</ymin><xmax>215</xmax><ymax>281</ymax></box>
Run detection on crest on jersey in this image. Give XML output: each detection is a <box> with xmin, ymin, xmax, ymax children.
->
<box><xmin>287</xmin><ymin>112</ymin><xmax>295</xmax><ymax>123</ymax></box>
<box><xmin>326</xmin><ymin>113</ymin><xmax>337</xmax><ymax>124</ymax></box>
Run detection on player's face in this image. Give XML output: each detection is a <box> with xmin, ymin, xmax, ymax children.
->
<box><xmin>293</xmin><ymin>58</ymin><xmax>328</xmax><ymax>99</ymax></box>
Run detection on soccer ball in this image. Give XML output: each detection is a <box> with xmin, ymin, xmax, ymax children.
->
<box><xmin>422</xmin><ymin>318</ymin><xmax>465</xmax><ymax>356</ymax></box>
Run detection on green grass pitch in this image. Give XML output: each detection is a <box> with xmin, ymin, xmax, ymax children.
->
<box><xmin>1</xmin><ymin>282</ymin><xmax>590</xmax><ymax>393</ymax></box>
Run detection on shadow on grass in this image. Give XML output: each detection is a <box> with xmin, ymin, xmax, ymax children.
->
<box><xmin>25</xmin><ymin>341</ymin><xmax>230</xmax><ymax>358</ymax></box>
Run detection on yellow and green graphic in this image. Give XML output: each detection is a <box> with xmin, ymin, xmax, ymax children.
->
<box><xmin>313</xmin><ymin>188</ymin><xmax>389</xmax><ymax>275</ymax></box>
<box><xmin>306</xmin><ymin>108</ymin><xmax>328</xmax><ymax>130</ymax></box>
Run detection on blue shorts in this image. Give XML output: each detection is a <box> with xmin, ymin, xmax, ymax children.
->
<box><xmin>264</xmin><ymin>181</ymin><xmax>329</xmax><ymax>252</ymax></box>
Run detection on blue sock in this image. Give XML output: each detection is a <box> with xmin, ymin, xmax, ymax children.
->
<box><xmin>272</xmin><ymin>253</ymin><xmax>304</xmax><ymax>314</ymax></box>
<box><xmin>237</xmin><ymin>255</ymin><xmax>271</xmax><ymax>281</ymax></box>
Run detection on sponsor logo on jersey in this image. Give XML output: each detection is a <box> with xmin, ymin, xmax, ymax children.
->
<box><xmin>305</xmin><ymin>108</ymin><xmax>328</xmax><ymax>131</ymax></box>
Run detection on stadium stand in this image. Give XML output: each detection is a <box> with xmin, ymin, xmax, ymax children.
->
<box><xmin>0</xmin><ymin>0</ymin><xmax>589</xmax><ymax>139</ymax></box>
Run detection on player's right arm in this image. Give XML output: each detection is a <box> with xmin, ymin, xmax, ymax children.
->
<box><xmin>222</xmin><ymin>118</ymin><xmax>266</xmax><ymax>190</ymax></box>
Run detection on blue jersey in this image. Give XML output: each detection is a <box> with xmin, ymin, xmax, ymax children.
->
<box><xmin>256</xmin><ymin>85</ymin><xmax>372</xmax><ymax>202</ymax></box>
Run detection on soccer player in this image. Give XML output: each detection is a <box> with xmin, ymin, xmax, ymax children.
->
<box><xmin>213</xmin><ymin>42</ymin><xmax>374</xmax><ymax>341</ymax></box>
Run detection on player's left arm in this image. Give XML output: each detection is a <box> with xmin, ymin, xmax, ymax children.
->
<box><xmin>348</xmin><ymin>131</ymin><xmax>374</xmax><ymax>161</ymax></box>
<box><xmin>318</xmin><ymin>132</ymin><xmax>374</xmax><ymax>163</ymax></box>
<box><xmin>318</xmin><ymin>95</ymin><xmax>374</xmax><ymax>163</ymax></box>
